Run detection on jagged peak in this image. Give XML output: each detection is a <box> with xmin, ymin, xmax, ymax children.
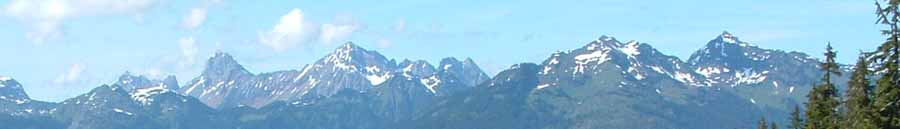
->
<box><xmin>399</xmin><ymin>59</ymin><xmax>430</xmax><ymax>66</ymax></box>
<box><xmin>439</xmin><ymin>57</ymin><xmax>462</xmax><ymax>70</ymax></box>
<box><xmin>319</xmin><ymin>42</ymin><xmax>392</xmax><ymax>71</ymax></box>
<box><xmin>598</xmin><ymin>35</ymin><xmax>619</xmax><ymax>43</ymax></box>
<box><xmin>688</xmin><ymin>31</ymin><xmax>767</xmax><ymax>64</ymax></box>
<box><xmin>208</xmin><ymin>52</ymin><xmax>239</xmax><ymax>66</ymax></box>
<box><xmin>118</xmin><ymin>71</ymin><xmax>147</xmax><ymax>81</ymax></box>
<box><xmin>712</xmin><ymin>31</ymin><xmax>750</xmax><ymax>46</ymax></box>
<box><xmin>399</xmin><ymin>59</ymin><xmax>435</xmax><ymax>72</ymax></box>
<box><xmin>584</xmin><ymin>35</ymin><xmax>623</xmax><ymax>51</ymax></box>
<box><xmin>202</xmin><ymin>52</ymin><xmax>251</xmax><ymax>76</ymax></box>
<box><xmin>327</xmin><ymin>42</ymin><xmax>367</xmax><ymax>59</ymax></box>
<box><xmin>339</xmin><ymin>42</ymin><xmax>362</xmax><ymax>51</ymax></box>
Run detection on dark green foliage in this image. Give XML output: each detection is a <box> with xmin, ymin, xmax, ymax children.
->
<box><xmin>873</xmin><ymin>1</ymin><xmax>900</xmax><ymax>128</ymax></box>
<box><xmin>789</xmin><ymin>105</ymin><xmax>804</xmax><ymax>129</ymax></box>
<box><xmin>845</xmin><ymin>55</ymin><xmax>877</xmax><ymax>129</ymax></box>
<box><xmin>804</xmin><ymin>44</ymin><xmax>841</xmax><ymax>129</ymax></box>
<box><xmin>758</xmin><ymin>117</ymin><xmax>769</xmax><ymax>129</ymax></box>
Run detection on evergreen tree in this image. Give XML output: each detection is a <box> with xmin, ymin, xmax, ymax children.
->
<box><xmin>758</xmin><ymin>117</ymin><xmax>769</xmax><ymax>129</ymax></box>
<box><xmin>789</xmin><ymin>105</ymin><xmax>805</xmax><ymax>129</ymax></box>
<box><xmin>873</xmin><ymin>1</ymin><xmax>900</xmax><ymax>128</ymax></box>
<box><xmin>771</xmin><ymin>122</ymin><xmax>778</xmax><ymax>129</ymax></box>
<box><xmin>845</xmin><ymin>54</ymin><xmax>876</xmax><ymax>129</ymax></box>
<box><xmin>805</xmin><ymin>44</ymin><xmax>841</xmax><ymax>129</ymax></box>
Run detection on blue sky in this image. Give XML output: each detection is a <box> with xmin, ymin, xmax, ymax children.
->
<box><xmin>0</xmin><ymin>0</ymin><xmax>883</xmax><ymax>102</ymax></box>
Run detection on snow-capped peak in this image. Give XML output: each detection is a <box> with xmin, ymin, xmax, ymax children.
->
<box><xmin>598</xmin><ymin>35</ymin><xmax>618</xmax><ymax>43</ymax></box>
<box><xmin>325</xmin><ymin>42</ymin><xmax>362</xmax><ymax>65</ymax></box>
<box><xmin>719</xmin><ymin>31</ymin><xmax>737</xmax><ymax>44</ymax></box>
<box><xmin>713</xmin><ymin>31</ymin><xmax>751</xmax><ymax>47</ymax></box>
<box><xmin>319</xmin><ymin>42</ymin><xmax>394</xmax><ymax>72</ymax></box>
<box><xmin>586</xmin><ymin>35</ymin><xmax>623</xmax><ymax>51</ymax></box>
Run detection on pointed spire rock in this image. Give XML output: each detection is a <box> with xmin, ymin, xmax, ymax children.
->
<box><xmin>203</xmin><ymin>52</ymin><xmax>251</xmax><ymax>77</ymax></box>
<box><xmin>583</xmin><ymin>35</ymin><xmax>623</xmax><ymax>51</ymax></box>
<box><xmin>712</xmin><ymin>31</ymin><xmax>751</xmax><ymax>46</ymax></box>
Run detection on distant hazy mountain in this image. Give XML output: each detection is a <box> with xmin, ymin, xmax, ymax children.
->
<box><xmin>177</xmin><ymin>43</ymin><xmax>490</xmax><ymax>109</ymax></box>
<box><xmin>0</xmin><ymin>32</ymin><xmax>843</xmax><ymax>129</ymax></box>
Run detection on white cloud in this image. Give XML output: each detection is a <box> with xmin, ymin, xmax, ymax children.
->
<box><xmin>3</xmin><ymin>0</ymin><xmax>158</xmax><ymax>44</ymax></box>
<box><xmin>258</xmin><ymin>8</ymin><xmax>316</xmax><ymax>52</ymax></box>
<box><xmin>320</xmin><ymin>23</ymin><xmax>358</xmax><ymax>45</ymax></box>
<box><xmin>142</xmin><ymin>68</ymin><xmax>164</xmax><ymax>79</ymax></box>
<box><xmin>394</xmin><ymin>20</ymin><xmax>406</xmax><ymax>32</ymax></box>
<box><xmin>53</xmin><ymin>63</ymin><xmax>85</xmax><ymax>84</ymax></box>
<box><xmin>179</xmin><ymin>36</ymin><xmax>199</xmax><ymax>67</ymax></box>
<box><xmin>376</xmin><ymin>39</ymin><xmax>392</xmax><ymax>49</ymax></box>
<box><xmin>182</xmin><ymin>8</ymin><xmax>207</xmax><ymax>29</ymax></box>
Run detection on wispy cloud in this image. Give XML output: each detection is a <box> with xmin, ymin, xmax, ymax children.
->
<box><xmin>182</xmin><ymin>8</ymin><xmax>207</xmax><ymax>29</ymax></box>
<box><xmin>376</xmin><ymin>39</ymin><xmax>392</xmax><ymax>49</ymax></box>
<box><xmin>258</xmin><ymin>8</ymin><xmax>317</xmax><ymax>52</ymax></box>
<box><xmin>53</xmin><ymin>63</ymin><xmax>85</xmax><ymax>85</ymax></box>
<box><xmin>179</xmin><ymin>36</ymin><xmax>199</xmax><ymax>67</ymax></box>
<box><xmin>320</xmin><ymin>13</ymin><xmax>360</xmax><ymax>45</ymax></box>
<box><xmin>320</xmin><ymin>23</ymin><xmax>358</xmax><ymax>45</ymax></box>
<box><xmin>3</xmin><ymin>0</ymin><xmax>159</xmax><ymax>44</ymax></box>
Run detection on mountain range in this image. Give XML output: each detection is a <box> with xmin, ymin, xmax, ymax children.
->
<box><xmin>0</xmin><ymin>31</ymin><xmax>843</xmax><ymax>129</ymax></box>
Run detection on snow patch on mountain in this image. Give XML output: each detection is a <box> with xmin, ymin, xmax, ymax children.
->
<box><xmin>113</xmin><ymin>108</ymin><xmax>133</xmax><ymax>116</ymax></box>
<box><xmin>721</xmin><ymin>33</ymin><xmax>737</xmax><ymax>44</ymax></box>
<box><xmin>365</xmin><ymin>65</ymin><xmax>391</xmax><ymax>85</ymax></box>
<box><xmin>542</xmin><ymin>53</ymin><xmax>562</xmax><ymax>75</ymax></box>
<box><xmin>184</xmin><ymin>77</ymin><xmax>205</xmax><ymax>94</ymax></box>
<box><xmin>621</xmin><ymin>41</ymin><xmax>641</xmax><ymax>57</ymax></box>
<box><xmin>734</xmin><ymin>68</ymin><xmax>768</xmax><ymax>86</ymax></box>
<box><xmin>420</xmin><ymin>76</ymin><xmax>441</xmax><ymax>94</ymax></box>
<box><xmin>695</xmin><ymin>67</ymin><xmax>729</xmax><ymax>77</ymax></box>
<box><xmin>131</xmin><ymin>86</ymin><xmax>170</xmax><ymax>105</ymax></box>
<box><xmin>574</xmin><ymin>46</ymin><xmax>612</xmax><ymax>74</ymax></box>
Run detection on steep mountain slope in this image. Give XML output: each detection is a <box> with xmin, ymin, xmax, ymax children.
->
<box><xmin>0</xmin><ymin>76</ymin><xmax>63</xmax><ymax>129</ymax></box>
<box><xmin>53</xmin><ymin>83</ymin><xmax>233</xmax><ymax>129</ymax></box>
<box><xmin>405</xmin><ymin>63</ymin><xmax>554</xmax><ymax>129</ymax></box>
<box><xmin>687</xmin><ymin>31</ymin><xmax>847</xmax><ymax>111</ymax></box>
<box><xmin>178</xmin><ymin>52</ymin><xmax>256</xmax><ymax>108</ymax></box>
